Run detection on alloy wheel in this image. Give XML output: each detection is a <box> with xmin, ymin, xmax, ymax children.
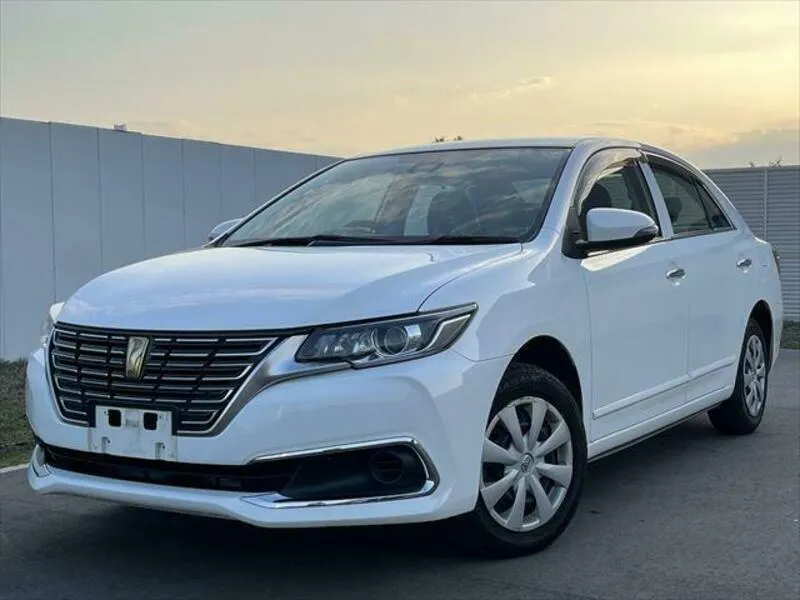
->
<box><xmin>480</xmin><ymin>396</ymin><xmax>573</xmax><ymax>532</ymax></box>
<box><xmin>743</xmin><ymin>334</ymin><xmax>766</xmax><ymax>417</ymax></box>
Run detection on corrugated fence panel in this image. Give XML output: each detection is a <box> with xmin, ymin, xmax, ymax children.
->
<box><xmin>183</xmin><ymin>140</ymin><xmax>222</xmax><ymax>248</ymax></box>
<box><xmin>254</xmin><ymin>149</ymin><xmax>290</xmax><ymax>207</ymax></box>
<box><xmin>143</xmin><ymin>135</ymin><xmax>185</xmax><ymax>258</ymax></box>
<box><xmin>0</xmin><ymin>119</ymin><xmax>56</xmax><ymax>359</ymax></box>
<box><xmin>221</xmin><ymin>145</ymin><xmax>256</xmax><ymax>222</ymax></box>
<box><xmin>99</xmin><ymin>129</ymin><xmax>146</xmax><ymax>273</ymax></box>
<box><xmin>766</xmin><ymin>168</ymin><xmax>800</xmax><ymax>319</ymax></box>
<box><xmin>254</xmin><ymin>148</ymin><xmax>320</xmax><ymax>206</ymax></box>
<box><xmin>705</xmin><ymin>168</ymin><xmax>766</xmax><ymax>238</ymax></box>
<box><xmin>52</xmin><ymin>123</ymin><xmax>102</xmax><ymax>301</ymax></box>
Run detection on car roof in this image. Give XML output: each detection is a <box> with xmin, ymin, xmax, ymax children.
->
<box><xmin>350</xmin><ymin>136</ymin><xmax>645</xmax><ymax>158</ymax></box>
<box><xmin>347</xmin><ymin>136</ymin><xmax>698</xmax><ymax>177</ymax></box>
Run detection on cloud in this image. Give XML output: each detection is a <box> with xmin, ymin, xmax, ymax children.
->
<box><xmin>392</xmin><ymin>92</ymin><xmax>415</xmax><ymax>106</ymax></box>
<box><xmin>554</xmin><ymin>118</ymin><xmax>736</xmax><ymax>151</ymax></box>
<box><xmin>684</xmin><ymin>125</ymin><xmax>800</xmax><ymax>168</ymax></box>
<box><xmin>552</xmin><ymin>118</ymin><xmax>799</xmax><ymax>168</ymax></box>
<box><xmin>516</xmin><ymin>76</ymin><xmax>554</xmax><ymax>92</ymax></box>
<box><xmin>470</xmin><ymin>76</ymin><xmax>554</xmax><ymax>100</ymax></box>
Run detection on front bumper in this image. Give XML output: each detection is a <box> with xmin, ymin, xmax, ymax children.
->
<box><xmin>26</xmin><ymin>346</ymin><xmax>509</xmax><ymax>527</ymax></box>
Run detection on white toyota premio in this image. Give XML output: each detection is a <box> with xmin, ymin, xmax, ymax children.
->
<box><xmin>26</xmin><ymin>137</ymin><xmax>783</xmax><ymax>557</ymax></box>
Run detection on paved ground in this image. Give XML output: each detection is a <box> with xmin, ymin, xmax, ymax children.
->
<box><xmin>1</xmin><ymin>352</ymin><xmax>798</xmax><ymax>600</ymax></box>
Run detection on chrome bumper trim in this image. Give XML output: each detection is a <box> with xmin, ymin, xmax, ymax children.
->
<box><xmin>30</xmin><ymin>444</ymin><xmax>50</xmax><ymax>478</ymax></box>
<box><xmin>243</xmin><ymin>436</ymin><xmax>440</xmax><ymax>509</ymax></box>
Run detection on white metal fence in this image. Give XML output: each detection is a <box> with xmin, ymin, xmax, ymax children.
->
<box><xmin>0</xmin><ymin>117</ymin><xmax>337</xmax><ymax>359</ymax></box>
<box><xmin>0</xmin><ymin>117</ymin><xmax>797</xmax><ymax>359</ymax></box>
<box><xmin>705</xmin><ymin>166</ymin><xmax>800</xmax><ymax>321</ymax></box>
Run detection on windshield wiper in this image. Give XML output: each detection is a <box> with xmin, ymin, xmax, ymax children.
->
<box><xmin>228</xmin><ymin>234</ymin><xmax>398</xmax><ymax>247</ymax></box>
<box><xmin>228</xmin><ymin>234</ymin><xmax>520</xmax><ymax>248</ymax></box>
<box><xmin>407</xmin><ymin>235</ymin><xmax>520</xmax><ymax>245</ymax></box>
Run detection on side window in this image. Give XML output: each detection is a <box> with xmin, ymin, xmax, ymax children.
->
<box><xmin>578</xmin><ymin>163</ymin><xmax>659</xmax><ymax>237</ymax></box>
<box><xmin>697</xmin><ymin>185</ymin><xmax>732</xmax><ymax>230</ymax></box>
<box><xmin>651</xmin><ymin>166</ymin><xmax>731</xmax><ymax>235</ymax></box>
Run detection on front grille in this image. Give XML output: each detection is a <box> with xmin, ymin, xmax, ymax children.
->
<box><xmin>48</xmin><ymin>324</ymin><xmax>279</xmax><ymax>433</ymax></box>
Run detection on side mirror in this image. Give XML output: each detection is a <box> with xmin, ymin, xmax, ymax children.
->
<box><xmin>208</xmin><ymin>218</ymin><xmax>242</xmax><ymax>242</ymax></box>
<box><xmin>577</xmin><ymin>208</ymin><xmax>658</xmax><ymax>253</ymax></box>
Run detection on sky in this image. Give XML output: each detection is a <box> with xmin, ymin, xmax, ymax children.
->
<box><xmin>1</xmin><ymin>0</ymin><xmax>798</xmax><ymax>167</ymax></box>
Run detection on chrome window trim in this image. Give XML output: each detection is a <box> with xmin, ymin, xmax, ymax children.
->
<box><xmin>242</xmin><ymin>436</ymin><xmax>440</xmax><ymax>509</ymax></box>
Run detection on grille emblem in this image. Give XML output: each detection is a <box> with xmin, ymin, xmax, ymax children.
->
<box><xmin>125</xmin><ymin>336</ymin><xmax>150</xmax><ymax>380</ymax></box>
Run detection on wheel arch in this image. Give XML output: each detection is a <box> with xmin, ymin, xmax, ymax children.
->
<box><xmin>506</xmin><ymin>335</ymin><xmax>584</xmax><ymax>412</ymax></box>
<box><xmin>748</xmin><ymin>300</ymin><xmax>774</xmax><ymax>366</ymax></box>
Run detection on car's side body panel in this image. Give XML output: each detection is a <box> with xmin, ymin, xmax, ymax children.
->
<box><xmin>578</xmin><ymin>240</ymin><xmax>691</xmax><ymax>441</ymax></box>
<box><xmin>664</xmin><ymin>230</ymin><xmax>748</xmax><ymax>401</ymax></box>
<box><xmin>420</xmin><ymin>230</ymin><xmax>595</xmax><ymax>439</ymax></box>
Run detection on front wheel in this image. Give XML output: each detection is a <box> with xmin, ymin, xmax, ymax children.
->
<box><xmin>452</xmin><ymin>363</ymin><xmax>587</xmax><ymax>558</ymax></box>
<box><xmin>708</xmin><ymin>318</ymin><xmax>769</xmax><ymax>435</ymax></box>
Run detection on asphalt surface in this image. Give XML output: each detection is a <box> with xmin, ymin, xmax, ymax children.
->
<box><xmin>1</xmin><ymin>351</ymin><xmax>798</xmax><ymax>600</ymax></box>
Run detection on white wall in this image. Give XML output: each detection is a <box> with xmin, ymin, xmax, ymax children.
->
<box><xmin>0</xmin><ymin>117</ymin><xmax>339</xmax><ymax>359</ymax></box>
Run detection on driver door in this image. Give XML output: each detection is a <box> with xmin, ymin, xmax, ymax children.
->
<box><xmin>571</xmin><ymin>149</ymin><xmax>690</xmax><ymax>442</ymax></box>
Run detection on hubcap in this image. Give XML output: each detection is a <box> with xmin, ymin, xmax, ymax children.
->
<box><xmin>480</xmin><ymin>396</ymin><xmax>573</xmax><ymax>532</ymax></box>
<box><xmin>743</xmin><ymin>334</ymin><xmax>766</xmax><ymax>417</ymax></box>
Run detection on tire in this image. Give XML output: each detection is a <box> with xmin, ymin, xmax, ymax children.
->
<box><xmin>451</xmin><ymin>363</ymin><xmax>587</xmax><ymax>558</ymax></box>
<box><xmin>708</xmin><ymin>318</ymin><xmax>769</xmax><ymax>435</ymax></box>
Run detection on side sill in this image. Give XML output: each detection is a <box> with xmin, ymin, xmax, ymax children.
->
<box><xmin>588</xmin><ymin>389</ymin><xmax>729</xmax><ymax>463</ymax></box>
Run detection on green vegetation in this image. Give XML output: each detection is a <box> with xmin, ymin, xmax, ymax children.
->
<box><xmin>782</xmin><ymin>320</ymin><xmax>800</xmax><ymax>350</ymax></box>
<box><xmin>0</xmin><ymin>360</ymin><xmax>31</xmax><ymax>468</ymax></box>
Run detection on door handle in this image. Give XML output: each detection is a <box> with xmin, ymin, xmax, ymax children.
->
<box><xmin>737</xmin><ymin>258</ymin><xmax>752</xmax><ymax>269</ymax></box>
<box><xmin>666</xmin><ymin>267</ymin><xmax>686</xmax><ymax>281</ymax></box>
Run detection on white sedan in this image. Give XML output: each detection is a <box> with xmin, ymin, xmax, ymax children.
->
<box><xmin>26</xmin><ymin>137</ymin><xmax>783</xmax><ymax>557</ymax></box>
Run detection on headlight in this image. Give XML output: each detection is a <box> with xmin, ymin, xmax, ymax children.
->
<box><xmin>41</xmin><ymin>302</ymin><xmax>64</xmax><ymax>348</ymax></box>
<box><xmin>295</xmin><ymin>304</ymin><xmax>476</xmax><ymax>367</ymax></box>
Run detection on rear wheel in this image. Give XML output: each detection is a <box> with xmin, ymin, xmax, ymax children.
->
<box><xmin>452</xmin><ymin>363</ymin><xmax>587</xmax><ymax>558</ymax></box>
<box><xmin>708</xmin><ymin>318</ymin><xmax>768</xmax><ymax>435</ymax></box>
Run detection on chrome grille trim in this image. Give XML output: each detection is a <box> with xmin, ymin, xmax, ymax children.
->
<box><xmin>48</xmin><ymin>324</ymin><xmax>280</xmax><ymax>434</ymax></box>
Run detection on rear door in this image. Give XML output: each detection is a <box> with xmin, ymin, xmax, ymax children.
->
<box><xmin>643</xmin><ymin>156</ymin><xmax>749</xmax><ymax>403</ymax></box>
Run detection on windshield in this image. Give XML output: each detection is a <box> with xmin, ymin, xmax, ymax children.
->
<box><xmin>222</xmin><ymin>147</ymin><xmax>571</xmax><ymax>246</ymax></box>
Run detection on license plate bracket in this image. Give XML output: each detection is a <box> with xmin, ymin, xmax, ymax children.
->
<box><xmin>89</xmin><ymin>406</ymin><xmax>178</xmax><ymax>461</ymax></box>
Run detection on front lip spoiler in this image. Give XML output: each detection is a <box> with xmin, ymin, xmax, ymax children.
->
<box><xmin>31</xmin><ymin>437</ymin><xmax>441</xmax><ymax>509</ymax></box>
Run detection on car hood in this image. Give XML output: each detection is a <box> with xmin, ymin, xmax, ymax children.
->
<box><xmin>57</xmin><ymin>245</ymin><xmax>521</xmax><ymax>331</ymax></box>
